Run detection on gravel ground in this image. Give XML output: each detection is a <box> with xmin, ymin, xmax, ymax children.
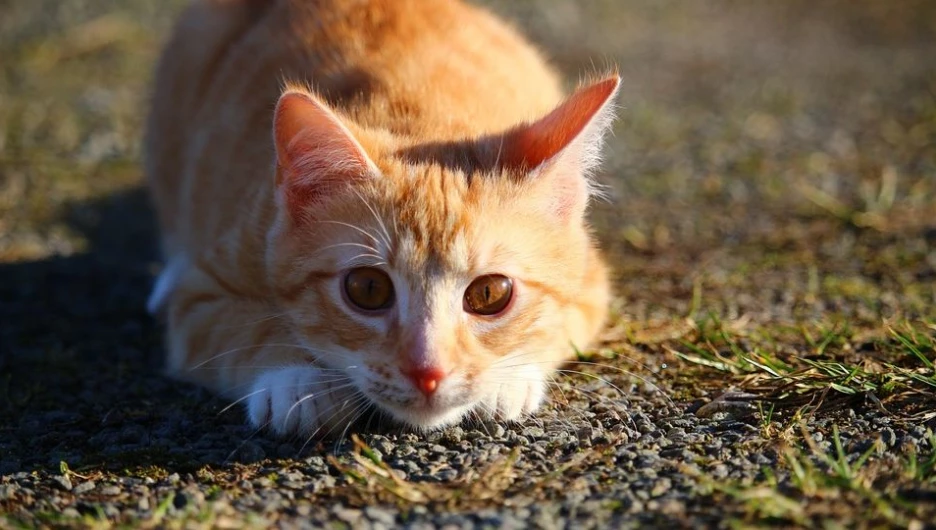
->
<box><xmin>2</xmin><ymin>0</ymin><xmax>936</xmax><ymax>528</ymax></box>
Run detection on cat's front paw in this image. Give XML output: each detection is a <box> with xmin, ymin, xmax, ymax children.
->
<box><xmin>246</xmin><ymin>366</ymin><xmax>355</xmax><ymax>437</ymax></box>
<box><xmin>477</xmin><ymin>378</ymin><xmax>546</xmax><ymax>422</ymax></box>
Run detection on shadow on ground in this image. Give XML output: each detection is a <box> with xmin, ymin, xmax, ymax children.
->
<box><xmin>0</xmin><ymin>188</ymin><xmax>278</xmax><ymax>474</ymax></box>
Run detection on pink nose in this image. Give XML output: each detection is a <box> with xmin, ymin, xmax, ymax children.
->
<box><xmin>403</xmin><ymin>367</ymin><xmax>445</xmax><ymax>397</ymax></box>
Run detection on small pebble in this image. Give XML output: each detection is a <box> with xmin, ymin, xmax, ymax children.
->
<box><xmin>51</xmin><ymin>475</ymin><xmax>72</xmax><ymax>491</ymax></box>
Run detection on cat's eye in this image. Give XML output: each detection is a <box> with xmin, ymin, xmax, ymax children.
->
<box><xmin>344</xmin><ymin>267</ymin><xmax>394</xmax><ymax>311</ymax></box>
<box><xmin>464</xmin><ymin>275</ymin><xmax>513</xmax><ymax>316</ymax></box>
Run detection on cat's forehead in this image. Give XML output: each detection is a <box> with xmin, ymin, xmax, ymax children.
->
<box><xmin>383</xmin><ymin>164</ymin><xmax>476</xmax><ymax>271</ymax></box>
<box><xmin>346</xmin><ymin>160</ymin><xmax>535</xmax><ymax>279</ymax></box>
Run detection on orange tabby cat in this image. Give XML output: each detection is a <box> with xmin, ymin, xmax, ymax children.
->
<box><xmin>146</xmin><ymin>0</ymin><xmax>618</xmax><ymax>436</ymax></box>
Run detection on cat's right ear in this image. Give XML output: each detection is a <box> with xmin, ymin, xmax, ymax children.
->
<box><xmin>273</xmin><ymin>90</ymin><xmax>378</xmax><ymax>220</ymax></box>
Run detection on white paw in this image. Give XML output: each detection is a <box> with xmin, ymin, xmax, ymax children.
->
<box><xmin>478</xmin><ymin>378</ymin><xmax>546</xmax><ymax>422</ymax></box>
<box><xmin>246</xmin><ymin>366</ymin><xmax>354</xmax><ymax>437</ymax></box>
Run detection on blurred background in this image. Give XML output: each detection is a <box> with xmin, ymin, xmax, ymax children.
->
<box><xmin>1</xmin><ymin>0</ymin><xmax>934</xmax><ymax>331</ymax></box>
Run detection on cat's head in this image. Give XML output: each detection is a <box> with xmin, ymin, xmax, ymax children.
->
<box><xmin>265</xmin><ymin>76</ymin><xmax>619</xmax><ymax>430</ymax></box>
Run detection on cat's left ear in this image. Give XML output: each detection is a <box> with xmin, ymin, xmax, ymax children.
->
<box><xmin>500</xmin><ymin>76</ymin><xmax>620</xmax><ymax>220</ymax></box>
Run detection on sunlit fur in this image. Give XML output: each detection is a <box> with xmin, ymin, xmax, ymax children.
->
<box><xmin>146</xmin><ymin>0</ymin><xmax>615</xmax><ymax>437</ymax></box>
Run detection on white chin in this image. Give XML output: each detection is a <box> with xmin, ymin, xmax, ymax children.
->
<box><xmin>380</xmin><ymin>402</ymin><xmax>474</xmax><ymax>431</ymax></box>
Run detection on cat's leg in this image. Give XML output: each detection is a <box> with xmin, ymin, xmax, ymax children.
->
<box><xmin>165</xmin><ymin>266</ymin><xmax>359</xmax><ymax>437</ymax></box>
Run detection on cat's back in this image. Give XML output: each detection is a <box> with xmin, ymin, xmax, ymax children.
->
<box><xmin>146</xmin><ymin>0</ymin><xmax>563</xmax><ymax>252</ymax></box>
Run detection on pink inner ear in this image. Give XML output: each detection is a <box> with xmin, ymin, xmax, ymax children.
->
<box><xmin>273</xmin><ymin>92</ymin><xmax>374</xmax><ymax>217</ymax></box>
<box><xmin>501</xmin><ymin>77</ymin><xmax>620</xmax><ymax>172</ymax></box>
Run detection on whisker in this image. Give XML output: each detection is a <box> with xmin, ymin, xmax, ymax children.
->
<box><xmin>496</xmin><ymin>352</ymin><xmax>669</xmax><ymax>383</ymax></box>
<box><xmin>350</xmin><ymin>188</ymin><xmax>393</xmax><ymax>253</ymax></box>
<box><xmin>315</xmin><ymin>219</ymin><xmax>383</xmax><ymax>248</ymax></box>
<box><xmin>249</xmin><ymin>377</ymin><xmax>355</xmax><ymax>390</ymax></box>
<box><xmin>217</xmin><ymin>388</ymin><xmax>268</xmax><ymax>415</ymax></box>
<box><xmin>298</xmin><ymin>392</ymin><xmax>369</xmax><ymax>452</ymax></box>
<box><xmin>314</xmin><ymin>394</ymin><xmax>372</xmax><ymax>452</ymax></box>
<box><xmin>546</xmin><ymin>371</ymin><xmax>572</xmax><ymax>409</ymax></box>
<box><xmin>475</xmin><ymin>409</ymin><xmax>495</xmax><ymax>437</ymax></box>
<box><xmin>316</xmin><ymin>241</ymin><xmax>381</xmax><ymax>255</ymax></box>
<box><xmin>530</xmin><ymin>376</ymin><xmax>633</xmax><ymax>433</ymax></box>
<box><xmin>335</xmin><ymin>398</ymin><xmax>373</xmax><ymax>452</ymax></box>
<box><xmin>218</xmin><ymin>377</ymin><xmax>354</xmax><ymax>419</ymax></box>
<box><xmin>488</xmin><ymin>355</ymin><xmax>673</xmax><ymax>407</ymax></box>
<box><xmin>340</xmin><ymin>253</ymin><xmax>387</xmax><ymax>267</ymax></box>
<box><xmin>211</xmin><ymin>311</ymin><xmax>293</xmax><ymax>331</ymax></box>
<box><xmin>190</xmin><ymin>342</ymin><xmax>357</xmax><ymax>370</ymax></box>
<box><xmin>189</xmin><ymin>343</ymin><xmax>311</xmax><ymax>370</ymax></box>
<box><xmin>558</xmin><ymin>365</ymin><xmax>674</xmax><ymax>408</ymax></box>
<box><xmin>225</xmin><ymin>423</ymin><xmax>269</xmax><ymax>464</ymax></box>
<box><xmin>362</xmin><ymin>406</ymin><xmax>381</xmax><ymax>434</ymax></box>
<box><xmin>282</xmin><ymin>382</ymin><xmax>358</xmax><ymax>433</ymax></box>
<box><xmin>489</xmin><ymin>348</ymin><xmax>542</xmax><ymax>367</ymax></box>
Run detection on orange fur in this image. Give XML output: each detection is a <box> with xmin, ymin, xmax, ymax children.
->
<box><xmin>146</xmin><ymin>0</ymin><xmax>617</xmax><ymax>436</ymax></box>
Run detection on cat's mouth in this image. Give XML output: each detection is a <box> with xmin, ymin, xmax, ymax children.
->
<box><xmin>371</xmin><ymin>395</ymin><xmax>474</xmax><ymax>430</ymax></box>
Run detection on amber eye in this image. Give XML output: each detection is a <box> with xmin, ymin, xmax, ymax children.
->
<box><xmin>464</xmin><ymin>275</ymin><xmax>513</xmax><ymax>316</ymax></box>
<box><xmin>344</xmin><ymin>267</ymin><xmax>394</xmax><ymax>311</ymax></box>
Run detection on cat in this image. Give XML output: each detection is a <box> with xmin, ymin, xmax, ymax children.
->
<box><xmin>145</xmin><ymin>0</ymin><xmax>618</xmax><ymax>437</ymax></box>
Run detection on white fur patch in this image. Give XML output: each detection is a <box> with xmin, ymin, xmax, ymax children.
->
<box><xmin>477</xmin><ymin>363</ymin><xmax>546</xmax><ymax>421</ymax></box>
<box><xmin>146</xmin><ymin>253</ymin><xmax>189</xmax><ymax>315</ymax></box>
<box><xmin>247</xmin><ymin>366</ymin><xmax>353</xmax><ymax>436</ymax></box>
